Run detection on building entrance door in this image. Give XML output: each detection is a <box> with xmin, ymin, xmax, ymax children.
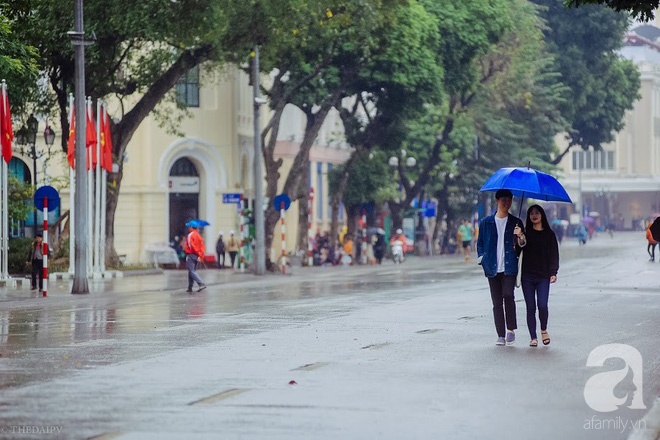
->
<box><xmin>169</xmin><ymin>158</ymin><xmax>199</xmax><ymax>241</ymax></box>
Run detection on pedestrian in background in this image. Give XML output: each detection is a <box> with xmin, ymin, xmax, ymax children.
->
<box><xmin>342</xmin><ymin>235</ymin><xmax>354</xmax><ymax>265</ymax></box>
<box><xmin>520</xmin><ymin>205</ymin><xmax>558</xmax><ymax>347</ymax></box>
<box><xmin>216</xmin><ymin>231</ymin><xmax>226</xmax><ymax>268</ymax></box>
<box><xmin>458</xmin><ymin>219</ymin><xmax>474</xmax><ymax>262</ymax></box>
<box><xmin>646</xmin><ymin>223</ymin><xmax>657</xmax><ymax>262</ymax></box>
<box><xmin>26</xmin><ymin>234</ymin><xmax>44</xmax><ymax>291</ymax></box>
<box><xmin>184</xmin><ymin>222</ymin><xmax>206</xmax><ymax>293</ymax></box>
<box><xmin>227</xmin><ymin>231</ymin><xmax>240</xmax><ymax>268</ymax></box>
<box><xmin>575</xmin><ymin>223</ymin><xmax>587</xmax><ymax>245</ymax></box>
<box><xmin>477</xmin><ymin>189</ymin><xmax>526</xmax><ymax>346</ymax></box>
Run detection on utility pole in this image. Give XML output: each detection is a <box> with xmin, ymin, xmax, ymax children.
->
<box><xmin>70</xmin><ymin>0</ymin><xmax>89</xmax><ymax>293</ymax></box>
<box><xmin>253</xmin><ymin>46</ymin><xmax>266</xmax><ymax>275</ymax></box>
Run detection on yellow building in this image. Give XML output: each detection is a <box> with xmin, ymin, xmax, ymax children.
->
<box><xmin>11</xmin><ymin>66</ymin><xmax>350</xmax><ymax>264</ymax></box>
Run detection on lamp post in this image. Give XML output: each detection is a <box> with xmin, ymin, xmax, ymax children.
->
<box><xmin>16</xmin><ymin>115</ymin><xmax>55</xmax><ymax>236</ymax></box>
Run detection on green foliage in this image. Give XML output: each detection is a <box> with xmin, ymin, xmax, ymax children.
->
<box><xmin>470</xmin><ymin>0</ymin><xmax>567</xmax><ymax>171</ymax></box>
<box><xmin>8</xmin><ymin>176</ymin><xmax>33</xmax><ymax>223</ymax></box>
<box><xmin>6</xmin><ymin>0</ymin><xmax>228</xmax><ymax>138</ymax></box>
<box><xmin>8</xmin><ymin>237</ymin><xmax>32</xmax><ymax>274</ymax></box>
<box><xmin>564</xmin><ymin>0</ymin><xmax>659</xmax><ymax>22</ymax></box>
<box><xmin>329</xmin><ymin>151</ymin><xmax>397</xmax><ymax>208</ymax></box>
<box><xmin>532</xmin><ymin>0</ymin><xmax>640</xmax><ymax>151</ymax></box>
<box><xmin>0</xmin><ymin>11</ymin><xmax>39</xmax><ymax>115</ymax></box>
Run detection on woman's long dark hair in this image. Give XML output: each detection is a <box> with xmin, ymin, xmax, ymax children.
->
<box><xmin>526</xmin><ymin>204</ymin><xmax>551</xmax><ymax>232</ymax></box>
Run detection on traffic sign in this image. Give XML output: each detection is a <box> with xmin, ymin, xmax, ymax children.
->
<box><xmin>273</xmin><ymin>193</ymin><xmax>291</xmax><ymax>211</ymax></box>
<box><xmin>34</xmin><ymin>186</ymin><xmax>60</xmax><ymax>211</ymax></box>
<box><xmin>422</xmin><ymin>201</ymin><xmax>437</xmax><ymax>218</ymax></box>
<box><xmin>223</xmin><ymin>193</ymin><xmax>242</xmax><ymax>204</ymax></box>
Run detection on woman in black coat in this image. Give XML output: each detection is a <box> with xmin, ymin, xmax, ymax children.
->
<box><xmin>520</xmin><ymin>205</ymin><xmax>559</xmax><ymax>347</ymax></box>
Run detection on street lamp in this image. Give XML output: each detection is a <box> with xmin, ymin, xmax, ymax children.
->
<box><xmin>16</xmin><ymin>115</ymin><xmax>55</xmax><ymax>236</ymax></box>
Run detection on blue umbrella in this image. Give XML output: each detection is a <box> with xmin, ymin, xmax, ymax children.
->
<box><xmin>185</xmin><ymin>219</ymin><xmax>210</xmax><ymax>228</ymax></box>
<box><xmin>480</xmin><ymin>166</ymin><xmax>572</xmax><ymax>216</ymax></box>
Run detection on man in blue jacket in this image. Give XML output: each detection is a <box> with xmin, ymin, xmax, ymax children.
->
<box><xmin>477</xmin><ymin>189</ymin><xmax>526</xmax><ymax>346</ymax></box>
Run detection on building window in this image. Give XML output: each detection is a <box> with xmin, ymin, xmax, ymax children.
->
<box><xmin>317</xmin><ymin>162</ymin><xmax>323</xmax><ymax>220</ymax></box>
<box><xmin>176</xmin><ymin>66</ymin><xmax>200</xmax><ymax>108</ymax></box>
<box><xmin>170</xmin><ymin>157</ymin><xmax>199</xmax><ymax>176</ymax></box>
<box><xmin>572</xmin><ymin>150</ymin><xmax>614</xmax><ymax>171</ymax></box>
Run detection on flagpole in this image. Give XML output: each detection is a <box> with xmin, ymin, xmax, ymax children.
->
<box><xmin>68</xmin><ymin>93</ymin><xmax>75</xmax><ymax>275</ymax></box>
<box><xmin>0</xmin><ymin>82</ymin><xmax>4</xmax><ymax>281</ymax></box>
<box><xmin>94</xmin><ymin>100</ymin><xmax>101</xmax><ymax>276</ymax></box>
<box><xmin>100</xmin><ymin>104</ymin><xmax>107</xmax><ymax>274</ymax></box>
<box><xmin>1</xmin><ymin>82</ymin><xmax>8</xmax><ymax>280</ymax></box>
<box><xmin>86</xmin><ymin>97</ymin><xmax>93</xmax><ymax>274</ymax></box>
<box><xmin>2</xmin><ymin>160</ymin><xmax>7</xmax><ymax>280</ymax></box>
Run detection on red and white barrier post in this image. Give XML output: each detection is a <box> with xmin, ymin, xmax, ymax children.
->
<box><xmin>307</xmin><ymin>188</ymin><xmax>314</xmax><ymax>266</ymax></box>
<box><xmin>361</xmin><ymin>210</ymin><xmax>367</xmax><ymax>265</ymax></box>
<box><xmin>42</xmin><ymin>197</ymin><xmax>48</xmax><ymax>297</ymax></box>
<box><xmin>280</xmin><ymin>201</ymin><xmax>286</xmax><ymax>274</ymax></box>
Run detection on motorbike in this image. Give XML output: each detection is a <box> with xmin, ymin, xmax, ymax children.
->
<box><xmin>391</xmin><ymin>240</ymin><xmax>405</xmax><ymax>264</ymax></box>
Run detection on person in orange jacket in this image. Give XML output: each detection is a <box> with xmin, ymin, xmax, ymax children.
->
<box><xmin>184</xmin><ymin>222</ymin><xmax>206</xmax><ymax>293</ymax></box>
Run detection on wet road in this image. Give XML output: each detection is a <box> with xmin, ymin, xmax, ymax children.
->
<box><xmin>0</xmin><ymin>232</ymin><xmax>658</xmax><ymax>439</ymax></box>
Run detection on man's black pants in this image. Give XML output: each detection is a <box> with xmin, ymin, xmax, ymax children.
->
<box><xmin>31</xmin><ymin>259</ymin><xmax>43</xmax><ymax>290</ymax></box>
<box><xmin>487</xmin><ymin>272</ymin><xmax>517</xmax><ymax>337</ymax></box>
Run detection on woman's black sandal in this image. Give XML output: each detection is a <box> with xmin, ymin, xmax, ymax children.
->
<box><xmin>541</xmin><ymin>331</ymin><xmax>550</xmax><ymax>346</ymax></box>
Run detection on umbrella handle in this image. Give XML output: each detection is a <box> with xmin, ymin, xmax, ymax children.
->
<box><xmin>518</xmin><ymin>191</ymin><xmax>525</xmax><ymax>218</ymax></box>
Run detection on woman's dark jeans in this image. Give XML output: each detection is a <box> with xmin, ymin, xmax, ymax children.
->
<box><xmin>521</xmin><ymin>273</ymin><xmax>550</xmax><ymax>340</ymax></box>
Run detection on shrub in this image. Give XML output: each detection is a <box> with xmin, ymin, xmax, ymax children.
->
<box><xmin>8</xmin><ymin>237</ymin><xmax>33</xmax><ymax>275</ymax></box>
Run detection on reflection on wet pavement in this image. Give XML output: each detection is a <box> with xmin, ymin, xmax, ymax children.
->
<box><xmin>0</xmin><ymin>237</ymin><xmax>623</xmax><ymax>391</ymax></box>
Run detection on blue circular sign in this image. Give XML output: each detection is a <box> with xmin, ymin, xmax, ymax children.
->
<box><xmin>273</xmin><ymin>193</ymin><xmax>291</xmax><ymax>211</ymax></box>
<box><xmin>34</xmin><ymin>186</ymin><xmax>60</xmax><ymax>211</ymax></box>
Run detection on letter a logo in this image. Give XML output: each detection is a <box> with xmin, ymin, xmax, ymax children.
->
<box><xmin>584</xmin><ymin>344</ymin><xmax>646</xmax><ymax>412</ymax></box>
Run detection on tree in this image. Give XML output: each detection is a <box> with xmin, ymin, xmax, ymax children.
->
<box><xmin>8</xmin><ymin>176</ymin><xmax>33</xmax><ymax>224</ymax></box>
<box><xmin>0</xmin><ymin>12</ymin><xmax>38</xmax><ymax>114</ymax></box>
<box><xmin>328</xmin><ymin>150</ymin><xmax>398</xmax><ymax>239</ymax></box>
<box><xmin>7</xmin><ymin>0</ymin><xmax>229</xmax><ymax>264</ymax></box>
<box><xmin>222</xmin><ymin>0</ymin><xmax>402</xmax><ymax>268</ymax></box>
<box><xmin>532</xmin><ymin>0</ymin><xmax>640</xmax><ymax>164</ymax></box>
<box><xmin>381</xmin><ymin>0</ymin><xmax>514</xmax><ymax>228</ymax></box>
<box><xmin>564</xmin><ymin>0</ymin><xmax>659</xmax><ymax>21</ymax></box>
<box><xmin>327</xmin><ymin>0</ymin><xmax>444</xmax><ymax>247</ymax></box>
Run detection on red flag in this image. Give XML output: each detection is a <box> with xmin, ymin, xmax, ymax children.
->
<box><xmin>0</xmin><ymin>88</ymin><xmax>14</xmax><ymax>164</ymax></box>
<box><xmin>86</xmin><ymin>106</ymin><xmax>97</xmax><ymax>170</ymax></box>
<box><xmin>67</xmin><ymin>106</ymin><xmax>75</xmax><ymax>169</ymax></box>
<box><xmin>100</xmin><ymin>109</ymin><xmax>113</xmax><ymax>172</ymax></box>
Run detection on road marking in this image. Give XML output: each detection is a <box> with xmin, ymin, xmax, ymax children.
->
<box><xmin>628</xmin><ymin>397</ymin><xmax>660</xmax><ymax>440</ymax></box>
<box><xmin>291</xmin><ymin>362</ymin><xmax>330</xmax><ymax>371</ymax></box>
<box><xmin>87</xmin><ymin>433</ymin><xmax>123</xmax><ymax>440</ymax></box>
<box><xmin>188</xmin><ymin>388</ymin><xmax>248</xmax><ymax>405</ymax></box>
<box><xmin>415</xmin><ymin>329</ymin><xmax>441</xmax><ymax>334</ymax></box>
<box><xmin>360</xmin><ymin>342</ymin><xmax>390</xmax><ymax>350</ymax></box>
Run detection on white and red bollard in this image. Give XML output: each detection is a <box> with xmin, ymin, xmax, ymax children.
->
<box><xmin>42</xmin><ymin>197</ymin><xmax>48</xmax><ymax>297</ymax></box>
<box><xmin>307</xmin><ymin>188</ymin><xmax>314</xmax><ymax>266</ymax></box>
<box><xmin>280</xmin><ymin>201</ymin><xmax>286</xmax><ymax>274</ymax></box>
<box><xmin>361</xmin><ymin>210</ymin><xmax>367</xmax><ymax>265</ymax></box>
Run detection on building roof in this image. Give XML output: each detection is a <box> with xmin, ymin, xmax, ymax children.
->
<box><xmin>631</xmin><ymin>24</ymin><xmax>660</xmax><ymax>42</ymax></box>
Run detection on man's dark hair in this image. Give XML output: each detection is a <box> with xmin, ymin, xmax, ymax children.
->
<box><xmin>495</xmin><ymin>189</ymin><xmax>513</xmax><ymax>200</ymax></box>
<box><xmin>36</xmin><ymin>234</ymin><xmax>43</xmax><ymax>238</ymax></box>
